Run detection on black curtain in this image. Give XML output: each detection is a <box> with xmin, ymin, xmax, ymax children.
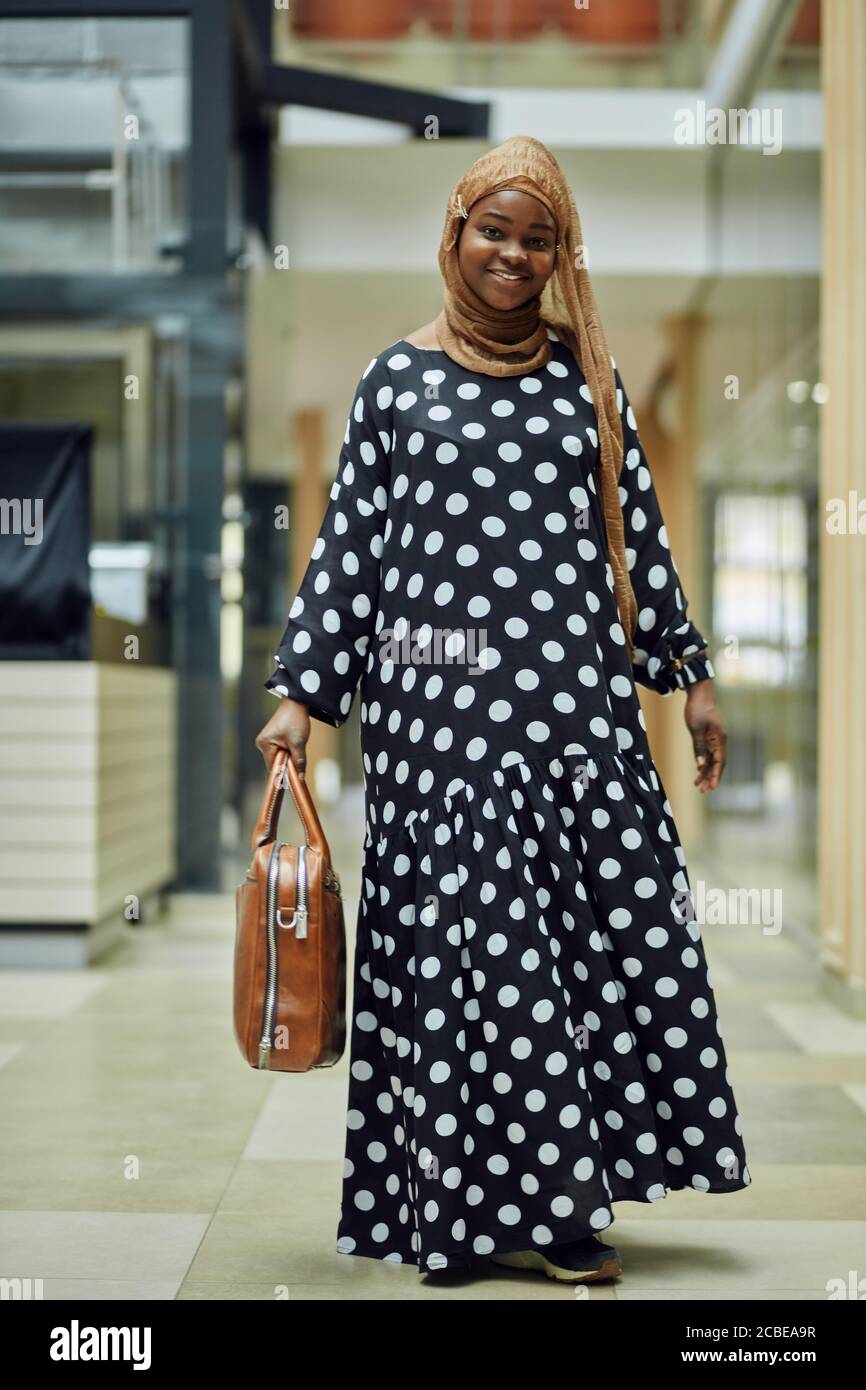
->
<box><xmin>0</xmin><ymin>422</ymin><xmax>92</xmax><ymax>658</ymax></box>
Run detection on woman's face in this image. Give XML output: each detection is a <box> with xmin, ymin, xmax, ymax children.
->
<box><xmin>456</xmin><ymin>189</ymin><xmax>558</xmax><ymax>309</ymax></box>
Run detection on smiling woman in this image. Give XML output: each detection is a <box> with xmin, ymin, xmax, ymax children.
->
<box><xmin>404</xmin><ymin>190</ymin><xmax>560</xmax><ymax>349</ymax></box>
<box><xmin>256</xmin><ymin>134</ymin><xmax>746</xmax><ymax>1285</ymax></box>
<box><xmin>458</xmin><ymin>190</ymin><xmax>560</xmax><ymax>302</ymax></box>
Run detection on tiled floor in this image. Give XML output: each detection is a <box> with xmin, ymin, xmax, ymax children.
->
<box><xmin>1</xmin><ymin>819</ymin><xmax>865</xmax><ymax>1301</ymax></box>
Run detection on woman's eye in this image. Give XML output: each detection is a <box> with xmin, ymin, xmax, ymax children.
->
<box><xmin>479</xmin><ymin>227</ymin><xmax>550</xmax><ymax>250</ymax></box>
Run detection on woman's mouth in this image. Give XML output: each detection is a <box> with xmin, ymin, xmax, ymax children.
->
<box><xmin>487</xmin><ymin>268</ymin><xmax>530</xmax><ymax>282</ymax></box>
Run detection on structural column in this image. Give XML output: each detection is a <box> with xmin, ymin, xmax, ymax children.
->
<box><xmin>818</xmin><ymin>0</ymin><xmax>866</xmax><ymax>1013</ymax></box>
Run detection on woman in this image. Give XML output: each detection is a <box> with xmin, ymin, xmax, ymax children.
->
<box><xmin>255</xmin><ymin>135</ymin><xmax>751</xmax><ymax>1284</ymax></box>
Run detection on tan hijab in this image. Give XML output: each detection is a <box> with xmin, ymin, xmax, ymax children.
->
<box><xmin>433</xmin><ymin>135</ymin><xmax>638</xmax><ymax>662</ymax></box>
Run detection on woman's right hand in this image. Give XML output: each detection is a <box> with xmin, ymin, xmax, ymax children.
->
<box><xmin>683</xmin><ymin>680</ymin><xmax>726</xmax><ymax>793</ymax></box>
<box><xmin>255</xmin><ymin>697</ymin><xmax>311</xmax><ymax>776</ymax></box>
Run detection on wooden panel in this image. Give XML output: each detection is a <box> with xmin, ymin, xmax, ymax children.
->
<box><xmin>0</xmin><ymin>762</ymin><xmax>174</xmax><ymax>811</ymax></box>
<box><xmin>818</xmin><ymin>1</ymin><xmax>866</xmax><ymax>999</ymax></box>
<box><xmin>0</xmin><ymin>663</ymin><xmax>177</xmax><ymax>927</ymax></box>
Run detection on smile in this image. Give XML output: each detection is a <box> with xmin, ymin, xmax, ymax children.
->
<box><xmin>487</xmin><ymin>269</ymin><xmax>529</xmax><ymax>281</ymax></box>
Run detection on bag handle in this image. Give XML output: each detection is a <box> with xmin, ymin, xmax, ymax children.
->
<box><xmin>252</xmin><ymin>748</ymin><xmax>332</xmax><ymax>862</ymax></box>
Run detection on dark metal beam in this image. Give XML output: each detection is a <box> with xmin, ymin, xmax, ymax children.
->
<box><xmin>232</xmin><ymin>0</ymin><xmax>269</xmax><ymax>116</ymax></box>
<box><xmin>187</xmin><ymin>0</ymin><xmax>230</xmax><ymax>277</ymax></box>
<box><xmin>0</xmin><ymin>0</ymin><xmax>202</xmax><ymax>14</ymax></box>
<box><xmin>256</xmin><ymin>62</ymin><xmax>490</xmax><ymax>138</ymax></box>
<box><xmin>176</xmin><ymin>0</ymin><xmax>230</xmax><ymax>887</ymax></box>
<box><xmin>232</xmin><ymin>0</ymin><xmax>273</xmax><ymax>246</ymax></box>
<box><xmin>0</xmin><ymin>273</ymin><xmax>228</xmax><ymax>318</ymax></box>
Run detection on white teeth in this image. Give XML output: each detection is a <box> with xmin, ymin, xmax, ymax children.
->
<box><xmin>490</xmin><ymin>271</ymin><xmax>525</xmax><ymax>280</ymax></box>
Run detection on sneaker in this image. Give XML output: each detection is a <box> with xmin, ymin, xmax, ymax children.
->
<box><xmin>489</xmin><ymin>1233</ymin><xmax>622</xmax><ymax>1283</ymax></box>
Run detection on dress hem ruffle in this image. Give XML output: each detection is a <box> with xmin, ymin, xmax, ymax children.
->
<box><xmin>366</xmin><ymin>739</ymin><xmax>667</xmax><ymax>852</ymax></box>
<box><xmin>336</xmin><ymin>1170</ymin><xmax>753</xmax><ymax>1273</ymax></box>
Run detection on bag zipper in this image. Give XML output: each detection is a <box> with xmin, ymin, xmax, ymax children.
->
<box><xmin>258</xmin><ymin>839</ymin><xmax>284</xmax><ymax>1069</ymax></box>
<box><xmin>277</xmin><ymin>843</ymin><xmax>308</xmax><ymax>939</ymax></box>
<box><xmin>257</xmin><ymin>843</ymin><xmax>338</xmax><ymax>1069</ymax></box>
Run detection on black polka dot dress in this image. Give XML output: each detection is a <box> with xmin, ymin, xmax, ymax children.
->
<box><xmin>265</xmin><ymin>328</ymin><xmax>752</xmax><ymax>1273</ymax></box>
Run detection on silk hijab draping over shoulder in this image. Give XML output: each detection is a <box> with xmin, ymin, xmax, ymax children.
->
<box><xmin>432</xmin><ymin>135</ymin><xmax>638</xmax><ymax>661</ymax></box>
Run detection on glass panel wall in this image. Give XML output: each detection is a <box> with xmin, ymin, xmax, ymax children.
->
<box><xmin>699</xmin><ymin>313</ymin><xmax>820</xmax><ymax>938</ymax></box>
<box><xmin>0</xmin><ymin>16</ymin><xmax>190</xmax><ymax>274</ymax></box>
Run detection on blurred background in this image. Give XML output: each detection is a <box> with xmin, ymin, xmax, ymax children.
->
<box><xmin>0</xmin><ymin>0</ymin><xmax>854</xmax><ymax>996</ymax></box>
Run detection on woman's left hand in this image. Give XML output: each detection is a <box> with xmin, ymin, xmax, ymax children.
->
<box><xmin>683</xmin><ymin>680</ymin><xmax>727</xmax><ymax>793</ymax></box>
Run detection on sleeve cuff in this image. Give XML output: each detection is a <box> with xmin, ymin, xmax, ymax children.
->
<box><xmin>671</xmin><ymin>652</ymin><xmax>715</xmax><ymax>690</ymax></box>
<box><xmin>632</xmin><ymin>628</ymin><xmax>715</xmax><ymax>695</ymax></box>
<box><xmin>264</xmin><ymin>661</ymin><xmax>353</xmax><ymax>729</ymax></box>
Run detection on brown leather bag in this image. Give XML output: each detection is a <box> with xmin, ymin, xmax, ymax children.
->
<box><xmin>234</xmin><ymin>748</ymin><xmax>347</xmax><ymax>1072</ymax></box>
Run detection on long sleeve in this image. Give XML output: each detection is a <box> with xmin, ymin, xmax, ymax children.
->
<box><xmin>264</xmin><ymin>354</ymin><xmax>393</xmax><ymax>727</ymax></box>
<box><xmin>612</xmin><ymin>359</ymin><xmax>715</xmax><ymax>696</ymax></box>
